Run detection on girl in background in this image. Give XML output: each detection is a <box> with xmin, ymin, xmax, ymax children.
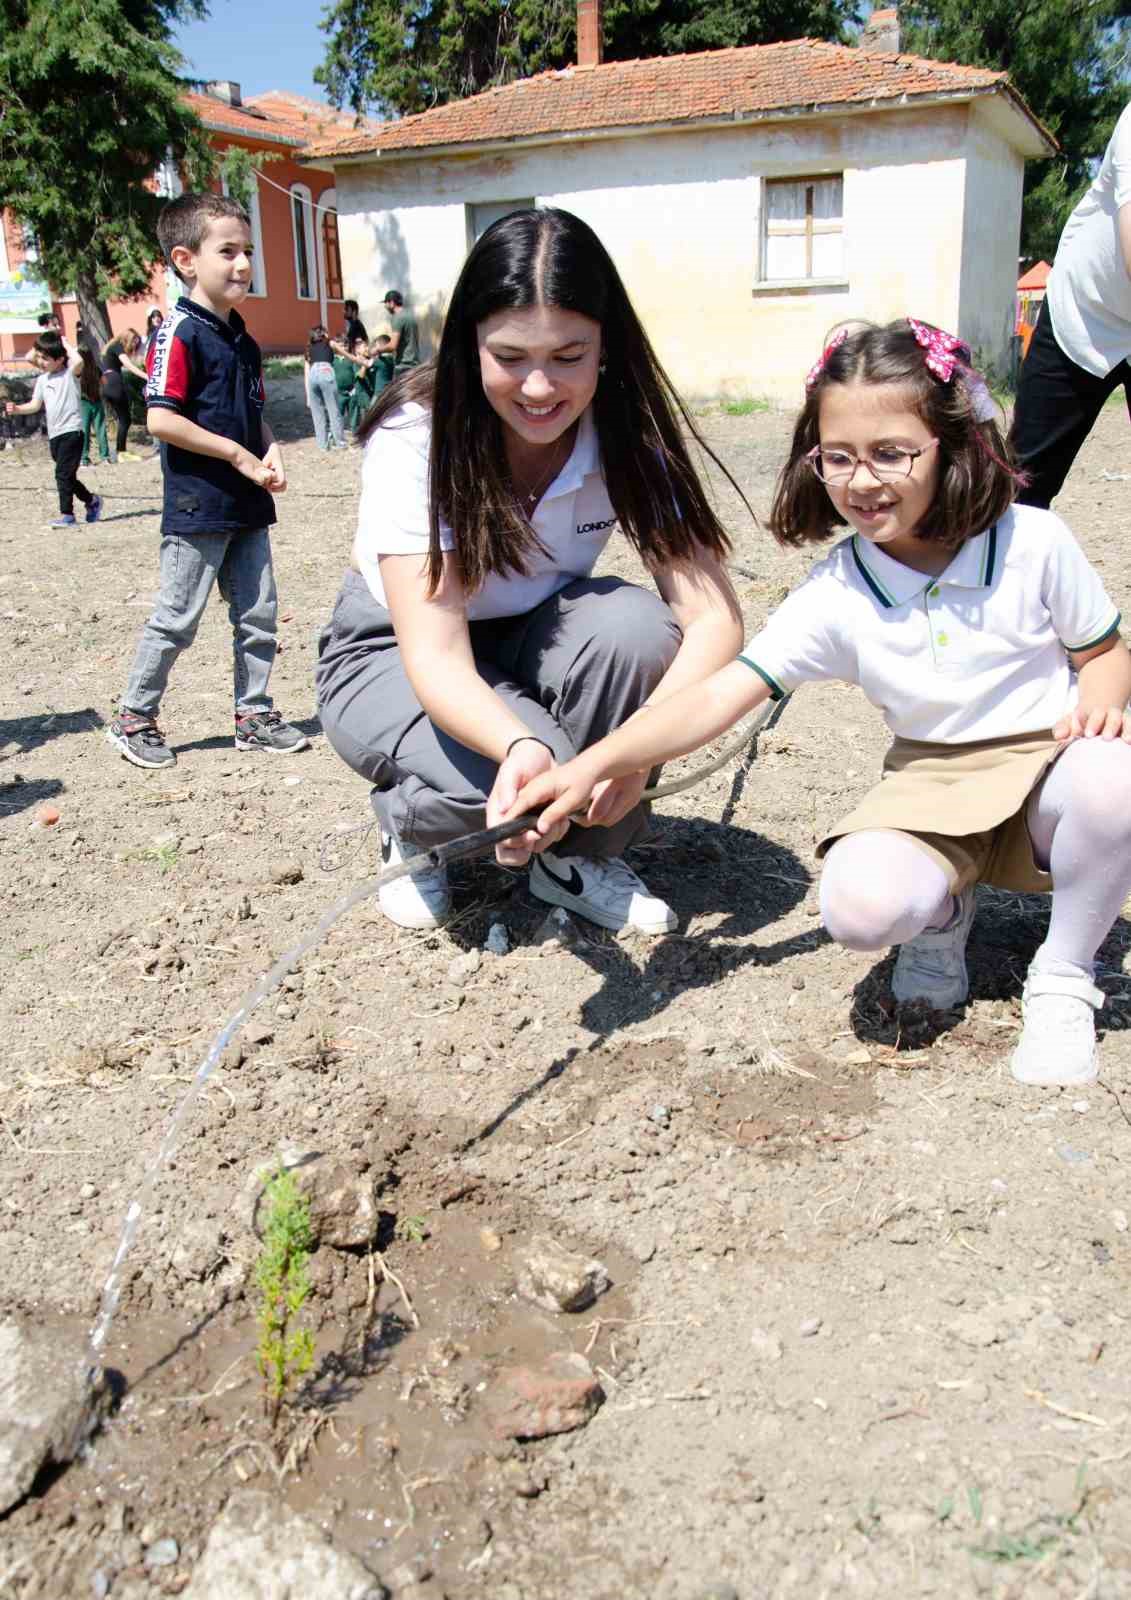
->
<box><xmin>100</xmin><ymin>328</ymin><xmax>146</xmax><ymax>461</ymax></box>
<box><xmin>304</xmin><ymin>323</ymin><xmax>345</xmax><ymax>450</ymax></box>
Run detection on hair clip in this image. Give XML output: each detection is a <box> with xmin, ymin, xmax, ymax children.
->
<box><xmin>805</xmin><ymin>328</ymin><xmax>849</xmax><ymax>391</ymax></box>
<box><xmin>906</xmin><ymin>317</ymin><xmax>971</xmax><ymax>383</ymax></box>
<box><xmin>907</xmin><ymin>317</ymin><xmax>996</xmax><ymax>421</ymax></box>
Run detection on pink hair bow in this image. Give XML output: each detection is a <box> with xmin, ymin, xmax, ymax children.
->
<box><xmin>907</xmin><ymin>317</ymin><xmax>969</xmax><ymax>383</ymax></box>
<box><xmin>805</xmin><ymin>327</ymin><xmax>848</xmax><ymax>391</ymax></box>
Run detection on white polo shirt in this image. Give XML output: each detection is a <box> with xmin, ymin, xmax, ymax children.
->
<box><xmin>1047</xmin><ymin>101</ymin><xmax>1131</xmax><ymax>376</ymax></box>
<box><xmin>738</xmin><ymin>504</ymin><xmax>1120</xmax><ymax>744</ymax></box>
<box><xmin>353</xmin><ymin>402</ymin><xmax>621</xmax><ymax>620</ymax></box>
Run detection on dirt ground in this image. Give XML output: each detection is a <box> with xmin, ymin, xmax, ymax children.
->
<box><xmin>2</xmin><ymin>378</ymin><xmax>1131</xmax><ymax>1600</ymax></box>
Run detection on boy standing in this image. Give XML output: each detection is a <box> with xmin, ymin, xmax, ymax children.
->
<box><xmin>107</xmin><ymin>193</ymin><xmax>308</xmax><ymax>770</ymax></box>
<box><xmin>5</xmin><ymin>334</ymin><xmax>102</xmax><ymax>528</ymax></box>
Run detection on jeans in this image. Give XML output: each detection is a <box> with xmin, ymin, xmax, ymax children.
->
<box><xmin>1010</xmin><ymin>299</ymin><xmax>1131</xmax><ymax>508</ymax></box>
<box><xmin>81</xmin><ymin>397</ymin><xmax>109</xmax><ymax>463</ymax></box>
<box><xmin>307</xmin><ymin>362</ymin><xmax>345</xmax><ymax>449</ymax></box>
<box><xmin>49</xmin><ymin>431</ymin><xmax>93</xmax><ymax>516</ymax></box>
<box><xmin>122</xmin><ymin>527</ymin><xmax>278</xmax><ymax>717</ymax></box>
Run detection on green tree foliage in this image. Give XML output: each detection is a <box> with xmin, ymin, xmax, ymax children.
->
<box><xmin>900</xmin><ymin>0</ymin><xmax>1131</xmax><ymax>260</ymax></box>
<box><xmin>316</xmin><ymin>0</ymin><xmax>857</xmax><ymax>118</ymax></box>
<box><xmin>255</xmin><ymin>1165</ymin><xmax>316</xmax><ymax>1430</ymax></box>
<box><xmin>0</xmin><ymin>0</ymin><xmax>214</xmax><ymax>344</ymax></box>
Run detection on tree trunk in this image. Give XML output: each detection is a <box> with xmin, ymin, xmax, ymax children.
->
<box><xmin>73</xmin><ymin>271</ymin><xmax>111</xmax><ymax>348</ymax></box>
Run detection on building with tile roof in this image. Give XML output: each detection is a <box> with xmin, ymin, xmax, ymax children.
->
<box><xmin>2</xmin><ymin>82</ymin><xmax>382</xmax><ymax>363</ymax></box>
<box><xmin>302</xmin><ymin>23</ymin><xmax>1056</xmax><ymax>399</ymax></box>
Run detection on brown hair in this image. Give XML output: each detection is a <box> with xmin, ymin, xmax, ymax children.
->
<box><xmin>156</xmin><ymin>192</ymin><xmax>251</xmax><ymax>280</ymax></box>
<box><xmin>358</xmin><ymin>207</ymin><xmax>748</xmax><ymax>595</ymax></box>
<box><xmin>771</xmin><ymin>319</ymin><xmax>1020</xmax><ymax>550</ymax></box>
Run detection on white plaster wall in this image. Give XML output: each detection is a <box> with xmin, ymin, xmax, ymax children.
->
<box><xmin>957</xmin><ymin>107</ymin><xmax>1026</xmax><ymax>372</ymax></box>
<box><xmin>333</xmin><ymin>101</ymin><xmax>1013</xmax><ymax>401</ymax></box>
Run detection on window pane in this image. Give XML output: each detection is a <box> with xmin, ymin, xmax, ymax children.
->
<box><xmin>812</xmin><ymin>177</ymin><xmax>843</xmax><ymax>221</ymax></box>
<box><xmin>765</xmin><ymin>233</ymin><xmax>807</xmax><ymax>280</ymax></box>
<box><xmin>766</xmin><ymin>182</ymin><xmax>806</xmax><ymax>222</ymax></box>
<box><xmin>293</xmin><ymin>194</ymin><xmax>311</xmax><ymax>298</ymax></box>
<box><xmin>812</xmin><ymin>232</ymin><xmax>844</xmax><ymax>278</ymax></box>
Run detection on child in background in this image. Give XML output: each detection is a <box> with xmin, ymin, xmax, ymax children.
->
<box><xmin>512</xmin><ymin>319</ymin><xmax>1131</xmax><ymax>1089</ymax></box>
<box><xmin>100</xmin><ymin>328</ymin><xmax>147</xmax><ymax>461</ymax></box>
<box><xmin>332</xmin><ymin>337</ymin><xmax>361</xmax><ymax>434</ymax></box>
<box><xmin>304</xmin><ymin>323</ymin><xmax>345</xmax><ymax>450</ymax></box>
<box><xmin>78</xmin><ymin>345</ymin><xmax>111</xmax><ymax>467</ymax></box>
<box><xmin>368</xmin><ymin>333</ymin><xmax>395</xmax><ymax>400</ymax></box>
<box><xmin>106</xmin><ymin>192</ymin><xmax>308</xmax><ymax>771</ymax></box>
<box><xmin>5</xmin><ymin>333</ymin><xmax>102</xmax><ymax>527</ymax></box>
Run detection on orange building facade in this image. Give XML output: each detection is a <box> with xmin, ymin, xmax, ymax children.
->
<box><xmin>1</xmin><ymin>84</ymin><xmax>372</xmax><ymax>364</ymax></box>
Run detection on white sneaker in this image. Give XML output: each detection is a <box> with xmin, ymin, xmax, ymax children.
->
<box><xmin>529</xmin><ymin>849</ymin><xmax>677</xmax><ymax>934</ymax></box>
<box><xmin>377</xmin><ymin>830</ymin><xmax>451</xmax><ymax>930</ymax></box>
<box><xmin>1010</xmin><ymin>965</ymin><xmax>1103</xmax><ymax>1087</ymax></box>
<box><xmin>891</xmin><ymin>886</ymin><xmax>976</xmax><ymax>1009</ymax></box>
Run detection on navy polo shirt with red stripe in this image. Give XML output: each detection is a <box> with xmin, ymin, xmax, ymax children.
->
<box><xmin>145</xmin><ymin>297</ymin><xmax>275</xmax><ymax>536</ymax></box>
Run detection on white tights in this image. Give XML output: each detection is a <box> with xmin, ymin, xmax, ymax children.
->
<box><xmin>819</xmin><ymin>738</ymin><xmax>1131</xmax><ymax>972</ymax></box>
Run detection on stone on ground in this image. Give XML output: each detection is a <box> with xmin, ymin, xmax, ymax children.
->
<box><xmin>0</xmin><ymin>1319</ymin><xmax>110</xmax><ymax>1514</ymax></box>
<box><xmin>488</xmin><ymin>1351</ymin><xmax>605</xmax><ymax>1440</ymax></box>
<box><xmin>183</xmin><ymin>1489</ymin><xmax>385</xmax><ymax>1599</ymax></box>
<box><xmin>517</xmin><ymin>1233</ymin><xmax>611</xmax><ymax>1313</ymax></box>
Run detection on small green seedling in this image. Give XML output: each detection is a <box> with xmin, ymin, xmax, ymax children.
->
<box><xmin>141</xmin><ymin>841</ymin><xmax>180</xmax><ymax>874</ymax></box>
<box><xmin>396</xmin><ymin>1214</ymin><xmax>429</xmax><ymax>1244</ymax></box>
<box><xmin>255</xmin><ymin>1165</ymin><xmax>316</xmax><ymax>1427</ymax></box>
<box><xmin>721</xmin><ymin>397</ymin><xmax>770</xmax><ymax>417</ymax></box>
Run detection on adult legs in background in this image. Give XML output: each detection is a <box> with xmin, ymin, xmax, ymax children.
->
<box><xmin>105</xmin><ymin>391</ymin><xmax>131</xmax><ymax>459</ymax></box>
<box><xmin>1010</xmin><ymin>300</ymin><xmax>1130</xmax><ymax>509</ymax></box>
<box><xmin>48</xmin><ymin>431</ymin><xmax>93</xmax><ymax>518</ymax></box>
<box><xmin>308</xmin><ymin>364</ymin><xmax>345</xmax><ymax>449</ymax></box>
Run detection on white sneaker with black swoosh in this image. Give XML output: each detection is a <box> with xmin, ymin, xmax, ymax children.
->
<box><xmin>529</xmin><ymin>848</ymin><xmax>677</xmax><ymax>934</ymax></box>
<box><xmin>378</xmin><ymin>829</ymin><xmax>451</xmax><ymax>930</ymax></box>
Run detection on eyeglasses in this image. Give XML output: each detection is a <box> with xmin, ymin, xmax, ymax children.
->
<box><xmin>805</xmin><ymin>438</ymin><xmax>939</xmax><ymax>485</ymax></box>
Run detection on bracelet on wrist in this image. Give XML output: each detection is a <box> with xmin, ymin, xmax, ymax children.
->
<box><xmin>506</xmin><ymin>734</ymin><xmax>554</xmax><ymax>759</ymax></box>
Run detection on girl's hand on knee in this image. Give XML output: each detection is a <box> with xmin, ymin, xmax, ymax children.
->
<box><xmin>586</xmin><ymin>770</ymin><xmax>647</xmax><ymax>827</ymax></box>
<box><xmin>1055</xmin><ymin>704</ymin><xmax>1131</xmax><ymax>743</ymax></box>
<box><xmin>488</xmin><ymin>741</ymin><xmax>556</xmax><ymax>867</ymax></box>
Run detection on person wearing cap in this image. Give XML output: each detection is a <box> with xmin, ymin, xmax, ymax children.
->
<box><xmin>382</xmin><ymin>290</ymin><xmax>420</xmax><ymax>374</ymax></box>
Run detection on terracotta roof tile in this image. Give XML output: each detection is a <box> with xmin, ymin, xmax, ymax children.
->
<box><xmin>183</xmin><ymin>89</ymin><xmax>376</xmax><ymax>147</ymax></box>
<box><xmin>303</xmin><ymin>38</ymin><xmax>1034</xmax><ymax>160</ymax></box>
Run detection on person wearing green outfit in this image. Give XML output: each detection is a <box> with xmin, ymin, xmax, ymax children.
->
<box><xmin>78</xmin><ymin>345</ymin><xmax>111</xmax><ymax>466</ymax></box>
<box><xmin>382</xmin><ymin>290</ymin><xmax>420</xmax><ymax>373</ymax></box>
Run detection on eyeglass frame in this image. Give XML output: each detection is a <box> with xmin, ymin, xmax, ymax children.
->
<box><xmin>804</xmin><ymin>437</ymin><xmax>940</xmax><ymax>485</ymax></box>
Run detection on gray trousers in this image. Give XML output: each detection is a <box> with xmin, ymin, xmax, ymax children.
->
<box><xmin>123</xmin><ymin>528</ymin><xmax>277</xmax><ymax>718</ymax></box>
<box><xmin>315</xmin><ymin>570</ymin><xmax>682</xmax><ymax>857</ymax></box>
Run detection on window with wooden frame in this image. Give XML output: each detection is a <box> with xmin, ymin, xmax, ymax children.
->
<box><xmin>321</xmin><ymin>206</ymin><xmax>343</xmax><ymax>302</ymax></box>
<box><xmin>762</xmin><ymin>176</ymin><xmax>844</xmax><ymax>282</ymax></box>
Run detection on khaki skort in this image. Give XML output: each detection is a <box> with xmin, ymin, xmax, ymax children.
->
<box><xmin>817</xmin><ymin>730</ymin><xmax>1062</xmax><ymax>894</ymax></box>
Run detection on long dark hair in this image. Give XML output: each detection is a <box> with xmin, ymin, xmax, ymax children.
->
<box><xmin>358</xmin><ymin>207</ymin><xmax>745</xmax><ymax>594</ymax></box>
<box><xmin>771</xmin><ymin>319</ymin><xmax>1019</xmax><ymax>550</ymax></box>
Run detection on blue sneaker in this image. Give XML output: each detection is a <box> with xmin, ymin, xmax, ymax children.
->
<box><xmin>50</xmin><ymin>514</ymin><xmax>77</xmax><ymax>527</ymax></box>
<box><xmin>85</xmin><ymin>495</ymin><xmax>102</xmax><ymax>524</ymax></box>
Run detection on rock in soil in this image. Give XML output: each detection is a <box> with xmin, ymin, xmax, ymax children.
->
<box><xmin>516</xmin><ymin>1233</ymin><xmax>611</xmax><ymax>1313</ymax></box>
<box><xmin>0</xmin><ymin>1319</ymin><xmax>110</xmax><ymax>1514</ymax></box>
<box><xmin>243</xmin><ymin>1151</ymin><xmax>380</xmax><ymax>1250</ymax></box>
<box><xmin>488</xmin><ymin>1351</ymin><xmax>605</xmax><ymax>1440</ymax></box>
<box><xmin>183</xmin><ymin>1488</ymin><xmax>385</xmax><ymax>1599</ymax></box>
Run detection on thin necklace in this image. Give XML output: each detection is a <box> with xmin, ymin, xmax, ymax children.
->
<box><xmin>512</xmin><ymin>432</ymin><xmax>572</xmax><ymax>508</ymax></box>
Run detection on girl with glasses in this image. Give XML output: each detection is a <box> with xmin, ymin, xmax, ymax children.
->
<box><xmin>511</xmin><ymin>318</ymin><xmax>1131</xmax><ymax>1090</ymax></box>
